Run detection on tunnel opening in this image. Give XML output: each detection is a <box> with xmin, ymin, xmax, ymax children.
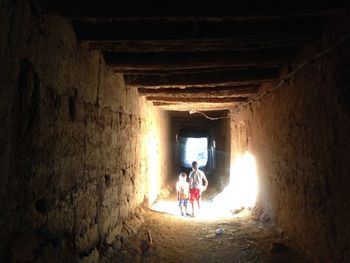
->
<box><xmin>179</xmin><ymin>132</ymin><xmax>209</xmax><ymax>169</ymax></box>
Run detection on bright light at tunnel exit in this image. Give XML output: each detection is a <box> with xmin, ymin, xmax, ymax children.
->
<box><xmin>184</xmin><ymin>137</ymin><xmax>208</xmax><ymax>167</ymax></box>
<box><xmin>212</xmin><ymin>151</ymin><xmax>258</xmax><ymax>215</ymax></box>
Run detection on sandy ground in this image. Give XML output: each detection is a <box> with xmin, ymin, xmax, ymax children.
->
<box><xmin>103</xmin><ymin>199</ymin><xmax>310</xmax><ymax>263</ymax></box>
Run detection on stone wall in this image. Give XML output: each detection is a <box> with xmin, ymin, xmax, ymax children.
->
<box><xmin>229</xmin><ymin>9</ymin><xmax>350</xmax><ymax>262</ymax></box>
<box><xmin>0</xmin><ymin>0</ymin><xmax>171</xmax><ymax>261</ymax></box>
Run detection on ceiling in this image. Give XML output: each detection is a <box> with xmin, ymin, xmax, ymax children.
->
<box><xmin>37</xmin><ymin>1</ymin><xmax>346</xmax><ymax>112</ymax></box>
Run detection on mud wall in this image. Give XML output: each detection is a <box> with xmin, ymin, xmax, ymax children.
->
<box><xmin>230</xmin><ymin>10</ymin><xmax>350</xmax><ymax>262</ymax></box>
<box><xmin>211</xmin><ymin>118</ymin><xmax>231</xmax><ymax>191</ymax></box>
<box><xmin>0</xmin><ymin>0</ymin><xmax>171</xmax><ymax>261</ymax></box>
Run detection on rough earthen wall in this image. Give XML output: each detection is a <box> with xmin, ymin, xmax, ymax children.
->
<box><xmin>0</xmin><ymin>0</ymin><xmax>170</xmax><ymax>261</ymax></box>
<box><xmin>230</xmin><ymin>10</ymin><xmax>350</xmax><ymax>262</ymax></box>
<box><xmin>212</xmin><ymin>118</ymin><xmax>231</xmax><ymax>190</ymax></box>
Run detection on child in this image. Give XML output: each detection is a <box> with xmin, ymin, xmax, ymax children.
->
<box><xmin>189</xmin><ymin>161</ymin><xmax>208</xmax><ymax>217</ymax></box>
<box><xmin>176</xmin><ymin>172</ymin><xmax>189</xmax><ymax>216</ymax></box>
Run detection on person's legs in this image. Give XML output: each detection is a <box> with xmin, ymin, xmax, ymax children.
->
<box><xmin>184</xmin><ymin>199</ymin><xmax>188</xmax><ymax>215</ymax></box>
<box><xmin>194</xmin><ymin>199</ymin><xmax>200</xmax><ymax>216</ymax></box>
<box><xmin>189</xmin><ymin>188</ymin><xmax>195</xmax><ymax>216</ymax></box>
<box><xmin>192</xmin><ymin>198</ymin><xmax>200</xmax><ymax>216</ymax></box>
<box><xmin>192</xmin><ymin>189</ymin><xmax>200</xmax><ymax>216</ymax></box>
<box><xmin>180</xmin><ymin>205</ymin><xmax>184</xmax><ymax>216</ymax></box>
<box><xmin>179</xmin><ymin>199</ymin><xmax>186</xmax><ymax>216</ymax></box>
<box><xmin>196</xmin><ymin>189</ymin><xmax>202</xmax><ymax>215</ymax></box>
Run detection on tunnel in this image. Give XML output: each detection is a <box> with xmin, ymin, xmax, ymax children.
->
<box><xmin>1</xmin><ymin>0</ymin><xmax>350</xmax><ymax>262</ymax></box>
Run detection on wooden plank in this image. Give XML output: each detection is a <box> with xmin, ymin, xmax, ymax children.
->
<box><xmin>71</xmin><ymin>16</ymin><xmax>325</xmax><ymax>41</ymax></box>
<box><xmin>37</xmin><ymin>1</ymin><xmax>342</xmax><ymax>18</ymax></box>
<box><xmin>124</xmin><ymin>67</ymin><xmax>279</xmax><ymax>87</ymax></box>
<box><xmin>104</xmin><ymin>47</ymin><xmax>297</xmax><ymax>71</ymax></box>
<box><xmin>86</xmin><ymin>37</ymin><xmax>312</xmax><ymax>52</ymax></box>
<box><xmin>146</xmin><ymin>97</ymin><xmax>247</xmax><ymax>103</ymax></box>
<box><xmin>152</xmin><ymin>102</ymin><xmax>237</xmax><ymax>111</ymax></box>
<box><xmin>138</xmin><ymin>85</ymin><xmax>260</xmax><ymax>98</ymax></box>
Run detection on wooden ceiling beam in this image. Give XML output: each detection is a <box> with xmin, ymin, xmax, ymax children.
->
<box><xmin>37</xmin><ymin>1</ymin><xmax>343</xmax><ymax>18</ymax></box>
<box><xmin>138</xmin><ymin>85</ymin><xmax>260</xmax><ymax>98</ymax></box>
<box><xmin>147</xmin><ymin>97</ymin><xmax>247</xmax><ymax>103</ymax></box>
<box><xmin>86</xmin><ymin>37</ymin><xmax>313</xmax><ymax>52</ymax></box>
<box><xmin>104</xmin><ymin>47</ymin><xmax>297</xmax><ymax>71</ymax></box>
<box><xmin>71</xmin><ymin>16</ymin><xmax>325</xmax><ymax>42</ymax></box>
<box><xmin>124</xmin><ymin>67</ymin><xmax>279</xmax><ymax>87</ymax></box>
<box><xmin>152</xmin><ymin>102</ymin><xmax>237</xmax><ymax>111</ymax></box>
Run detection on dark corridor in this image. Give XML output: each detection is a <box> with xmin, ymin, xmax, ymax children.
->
<box><xmin>1</xmin><ymin>0</ymin><xmax>350</xmax><ymax>262</ymax></box>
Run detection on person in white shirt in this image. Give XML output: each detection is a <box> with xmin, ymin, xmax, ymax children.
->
<box><xmin>188</xmin><ymin>161</ymin><xmax>208</xmax><ymax>216</ymax></box>
<box><xmin>176</xmin><ymin>172</ymin><xmax>190</xmax><ymax>216</ymax></box>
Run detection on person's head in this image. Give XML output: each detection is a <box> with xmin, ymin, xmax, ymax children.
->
<box><xmin>191</xmin><ymin>161</ymin><xmax>198</xmax><ymax>170</ymax></box>
<box><xmin>179</xmin><ymin>172</ymin><xmax>187</xmax><ymax>181</ymax></box>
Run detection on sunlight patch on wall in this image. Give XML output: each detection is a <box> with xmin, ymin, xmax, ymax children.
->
<box><xmin>148</xmin><ymin>135</ymin><xmax>159</xmax><ymax>205</ymax></box>
<box><xmin>212</xmin><ymin>151</ymin><xmax>258</xmax><ymax>213</ymax></box>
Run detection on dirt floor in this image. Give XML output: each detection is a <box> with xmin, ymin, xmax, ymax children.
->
<box><xmin>102</xmin><ymin>200</ymin><xmax>311</xmax><ymax>263</ymax></box>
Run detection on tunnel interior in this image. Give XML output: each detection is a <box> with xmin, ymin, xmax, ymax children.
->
<box><xmin>1</xmin><ymin>0</ymin><xmax>350</xmax><ymax>262</ymax></box>
<box><xmin>168</xmin><ymin>110</ymin><xmax>231</xmax><ymax>197</ymax></box>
